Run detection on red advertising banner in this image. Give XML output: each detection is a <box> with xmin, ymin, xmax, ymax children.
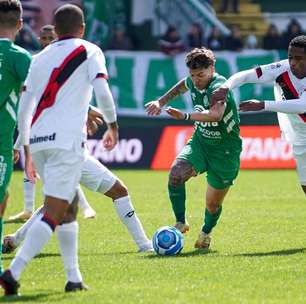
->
<box><xmin>151</xmin><ymin>126</ymin><xmax>295</xmax><ymax>170</ymax></box>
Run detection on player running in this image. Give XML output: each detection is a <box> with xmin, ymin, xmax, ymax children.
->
<box><xmin>212</xmin><ymin>35</ymin><xmax>306</xmax><ymax>196</ymax></box>
<box><xmin>0</xmin><ymin>0</ymin><xmax>31</xmax><ymax>273</ymax></box>
<box><xmin>145</xmin><ymin>47</ymin><xmax>242</xmax><ymax>250</ymax></box>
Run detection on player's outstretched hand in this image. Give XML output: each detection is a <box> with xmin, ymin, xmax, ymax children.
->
<box><xmin>239</xmin><ymin>100</ymin><xmax>265</xmax><ymax>112</ymax></box>
<box><xmin>13</xmin><ymin>149</ymin><xmax>20</xmax><ymax>164</ymax></box>
<box><xmin>103</xmin><ymin>128</ymin><xmax>119</xmax><ymax>151</ymax></box>
<box><xmin>211</xmin><ymin>86</ymin><xmax>229</xmax><ymax>106</ymax></box>
<box><xmin>166</xmin><ymin>107</ymin><xmax>185</xmax><ymax>120</ymax></box>
<box><xmin>145</xmin><ymin>100</ymin><xmax>162</xmax><ymax>116</ymax></box>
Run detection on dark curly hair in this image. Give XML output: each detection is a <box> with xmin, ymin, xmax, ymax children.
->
<box><xmin>289</xmin><ymin>35</ymin><xmax>306</xmax><ymax>54</ymax></box>
<box><xmin>185</xmin><ymin>47</ymin><xmax>216</xmax><ymax>69</ymax></box>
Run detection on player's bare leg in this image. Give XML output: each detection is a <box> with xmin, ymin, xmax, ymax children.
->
<box><xmin>195</xmin><ymin>185</ymin><xmax>229</xmax><ymax>249</ymax></box>
<box><xmin>168</xmin><ymin>159</ymin><xmax>196</xmax><ymax>233</ymax></box>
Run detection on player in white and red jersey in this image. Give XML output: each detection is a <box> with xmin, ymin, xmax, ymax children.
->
<box><xmin>0</xmin><ymin>4</ymin><xmax>119</xmax><ymax>296</ymax></box>
<box><xmin>9</xmin><ymin>24</ymin><xmax>96</xmax><ymax>222</ymax></box>
<box><xmin>211</xmin><ymin>35</ymin><xmax>306</xmax><ymax>194</ymax></box>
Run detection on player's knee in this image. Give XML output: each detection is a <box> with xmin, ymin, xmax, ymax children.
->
<box><xmin>168</xmin><ymin>168</ymin><xmax>184</xmax><ymax>186</ymax></box>
<box><xmin>61</xmin><ymin>196</ymin><xmax>78</xmax><ymax>223</ymax></box>
<box><xmin>206</xmin><ymin>201</ymin><xmax>221</xmax><ymax>214</ymax></box>
<box><xmin>106</xmin><ymin>180</ymin><xmax>128</xmax><ymax>200</ymax></box>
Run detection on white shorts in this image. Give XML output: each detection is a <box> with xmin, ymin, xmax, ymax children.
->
<box><xmin>32</xmin><ymin>148</ymin><xmax>84</xmax><ymax>203</ymax></box>
<box><xmin>293</xmin><ymin>145</ymin><xmax>306</xmax><ymax>186</ymax></box>
<box><xmin>80</xmin><ymin>155</ymin><xmax>117</xmax><ymax>193</ymax></box>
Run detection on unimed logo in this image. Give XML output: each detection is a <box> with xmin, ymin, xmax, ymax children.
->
<box><xmin>87</xmin><ymin>138</ymin><xmax>143</xmax><ymax>163</ymax></box>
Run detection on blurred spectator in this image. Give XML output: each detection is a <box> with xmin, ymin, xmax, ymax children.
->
<box><xmin>219</xmin><ymin>0</ymin><xmax>239</xmax><ymax>14</ymax></box>
<box><xmin>159</xmin><ymin>25</ymin><xmax>185</xmax><ymax>56</ymax></box>
<box><xmin>108</xmin><ymin>25</ymin><xmax>134</xmax><ymax>50</ymax></box>
<box><xmin>38</xmin><ymin>24</ymin><xmax>56</xmax><ymax>49</ymax></box>
<box><xmin>207</xmin><ymin>27</ymin><xmax>224</xmax><ymax>50</ymax></box>
<box><xmin>245</xmin><ymin>33</ymin><xmax>258</xmax><ymax>49</ymax></box>
<box><xmin>262</xmin><ymin>24</ymin><xmax>282</xmax><ymax>50</ymax></box>
<box><xmin>186</xmin><ymin>22</ymin><xmax>204</xmax><ymax>49</ymax></box>
<box><xmin>15</xmin><ymin>23</ymin><xmax>40</xmax><ymax>51</ymax></box>
<box><xmin>21</xmin><ymin>0</ymin><xmax>82</xmax><ymax>35</ymax></box>
<box><xmin>281</xmin><ymin>19</ymin><xmax>304</xmax><ymax>49</ymax></box>
<box><xmin>223</xmin><ymin>25</ymin><xmax>243</xmax><ymax>51</ymax></box>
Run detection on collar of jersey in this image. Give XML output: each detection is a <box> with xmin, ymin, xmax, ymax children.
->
<box><xmin>55</xmin><ymin>35</ymin><xmax>77</xmax><ymax>42</ymax></box>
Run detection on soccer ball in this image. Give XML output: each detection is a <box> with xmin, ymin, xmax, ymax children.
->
<box><xmin>152</xmin><ymin>226</ymin><xmax>184</xmax><ymax>256</ymax></box>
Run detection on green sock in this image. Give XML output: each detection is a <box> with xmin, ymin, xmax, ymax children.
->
<box><xmin>0</xmin><ymin>217</ymin><xmax>3</xmax><ymax>273</ymax></box>
<box><xmin>168</xmin><ymin>184</ymin><xmax>186</xmax><ymax>223</ymax></box>
<box><xmin>202</xmin><ymin>206</ymin><xmax>222</xmax><ymax>234</ymax></box>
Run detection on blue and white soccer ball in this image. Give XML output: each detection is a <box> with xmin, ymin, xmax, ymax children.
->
<box><xmin>152</xmin><ymin>226</ymin><xmax>184</xmax><ymax>256</ymax></box>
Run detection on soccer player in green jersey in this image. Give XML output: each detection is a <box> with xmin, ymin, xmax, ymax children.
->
<box><xmin>145</xmin><ymin>47</ymin><xmax>242</xmax><ymax>249</ymax></box>
<box><xmin>0</xmin><ymin>0</ymin><xmax>31</xmax><ymax>270</ymax></box>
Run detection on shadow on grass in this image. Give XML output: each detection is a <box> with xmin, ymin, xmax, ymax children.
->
<box><xmin>2</xmin><ymin>252</ymin><xmax>60</xmax><ymax>262</ymax></box>
<box><xmin>144</xmin><ymin>249</ymin><xmax>217</xmax><ymax>259</ymax></box>
<box><xmin>235</xmin><ymin>247</ymin><xmax>306</xmax><ymax>257</ymax></box>
<box><xmin>0</xmin><ymin>291</ymin><xmax>56</xmax><ymax>303</ymax></box>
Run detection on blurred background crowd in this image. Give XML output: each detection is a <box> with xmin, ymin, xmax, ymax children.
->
<box><xmin>16</xmin><ymin>0</ymin><xmax>306</xmax><ymax>54</ymax></box>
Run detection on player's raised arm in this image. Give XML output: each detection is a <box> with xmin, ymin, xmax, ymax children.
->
<box><xmin>240</xmin><ymin>91</ymin><xmax>306</xmax><ymax>114</ymax></box>
<box><xmin>145</xmin><ymin>78</ymin><xmax>188</xmax><ymax>116</ymax></box>
<box><xmin>211</xmin><ymin>62</ymin><xmax>285</xmax><ymax>105</ymax></box>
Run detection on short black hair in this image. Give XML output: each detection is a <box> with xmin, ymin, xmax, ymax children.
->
<box><xmin>185</xmin><ymin>47</ymin><xmax>216</xmax><ymax>69</ymax></box>
<box><xmin>40</xmin><ymin>24</ymin><xmax>55</xmax><ymax>34</ymax></box>
<box><xmin>0</xmin><ymin>0</ymin><xmax>22</xmax><ymax>28</ymax></box>
<box><xmin>54</xmin><ymin>4</ymin><xmax>84</xmax><ymax>36</ymax></box>
<box><xmin>289</xmin><ymin>35</ymin><xmax>306</xmax><ymax>53</ymax></box>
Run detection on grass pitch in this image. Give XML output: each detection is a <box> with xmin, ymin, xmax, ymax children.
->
<box><xmin>2</xmin><ymin>169</ymin><xmax>306</xmax><ymax>303</ymax></box>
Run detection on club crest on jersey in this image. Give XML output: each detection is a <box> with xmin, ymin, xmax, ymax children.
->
<box><xmin>202</xmin><ymin>95</ymin><xmax>209</xmax><ymax>107</ymax></box>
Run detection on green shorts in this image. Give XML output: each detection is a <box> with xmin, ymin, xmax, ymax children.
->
<box><xmin>0</xmin><ymin>132</ymin><xmax>14</xmax><ymax>203</ymax></box>
<box><xmin>177</xmin><ymin>134</ymin><xmax>241</xmax><ymax>189</ymax></box>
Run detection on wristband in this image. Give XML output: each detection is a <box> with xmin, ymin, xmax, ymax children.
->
<box><xmin>184</xmin><ymin>113</ymin><xmax>191</xmax><ymax>120</ymax></box>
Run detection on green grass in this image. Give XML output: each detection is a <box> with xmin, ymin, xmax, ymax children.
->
<box><xmin>2</xmin><ymin>170</ymin><xmax>306</xmax><ymax>303</ymax></box>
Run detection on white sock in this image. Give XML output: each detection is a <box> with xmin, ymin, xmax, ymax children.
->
<box><xmin>10</xmin><ymin>217</ymin><xmax>54</xmax><ymax>280</ymax></box>
<box><xmin>77</xmin><ymin>186</ymin><xmax>91</xmax><ymax>210</ymax></box>
<box><xmin>114</xmin><ymin>196</ymin><xmax>150</xmax><ymax>249</ymax></box>
<box><xmin>23</xmin><ymin>171</ymin><xmax>36</xmax><ymax>212</ymax></box>
<box><xmin>56</xmin><ymin>221</ymin><xmax>82</xmax><ymax>283</ymax></box>
<box><xmin>14</xmin><ymin>206</ymin><xmax>44</xmax><ymax>246</ymax></box>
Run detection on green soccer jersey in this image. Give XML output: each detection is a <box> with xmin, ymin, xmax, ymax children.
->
<box><xmin>0</xmin><ymin>39</ymin><xmax>31</xmax><ymax>134</ymax></box>
<box><xmin>185</xmin><ymin>73</ymin><xmax>242</xmax><ymax>151</ymax></box>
